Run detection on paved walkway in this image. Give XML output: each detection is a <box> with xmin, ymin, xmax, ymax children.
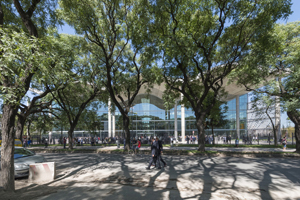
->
<box><xmin>1</xmin><ymin>154</ymin><xmax>300</xmax><ymax>200</ymax></box>
<box><xmin>27</xmin><ymin>145</ymin><xmax>296</xmax><ymax>153</ymax></box>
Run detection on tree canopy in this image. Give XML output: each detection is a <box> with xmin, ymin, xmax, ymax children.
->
<box><xmin>233</xmin><ymin>21</ymin><xmax>300</xmax><ymax>152</ymax></box>
<box><xmin>151</xmin><ymin>0</ymin><xmax>292</xmax><ymax>151</ymax></box>
<box><xmin>59</xmin><ymin>0</ymin><xmax>163</xmax><ymax>150</ymax></box>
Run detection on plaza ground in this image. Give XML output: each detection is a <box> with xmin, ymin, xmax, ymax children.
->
<box><xmin>1</xmin><ymin>154</ymin><xmax>300</xmax><ymax>200</ymax></box>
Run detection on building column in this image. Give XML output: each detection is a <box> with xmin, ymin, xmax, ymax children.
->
<box><xmin>181</xmin><ymin>93</ymin><xmax>185</xmax><ymax>143</ymax></box>
<box><xmin>112</xmin><ymin>111</ymin><xmax>115</xmax><ymax>137</ymax></box>
<box><xmin>108</xmin><ymin>99</ymin><xmax>111</xmax><ymax>137</ymax></box>
<box><xmin>236</xmin><ymin>96</ymin><xmax>240</xmax><ymax>139</ymax></box>
<box><xmin>174</xmin><ymin>101</ymin><xmax>178</xmax><ymax>140</ymax></box>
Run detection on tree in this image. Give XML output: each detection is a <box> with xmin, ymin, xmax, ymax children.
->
<box><xmin>151</xmin><ymin>0</ymin><xmax>291</xmax><ymax>151</ymax></box>
<box><xmin>0</xmin><ymin>28</ymin><xmax>50</xmax><ymax>192</ymax></box>
<box><xmin>14</xmin><ymin>31</ymin><xmax>80</xmax><ymax>142</ymax></box>
<box><xmin>48</xmin><ymin>37</ymin><xmax>108</xmax><ymax>149</ymax></box>
<box><xmin>0</xmin><ymin>0</ymin><xmax>60</xmax><ymax>191</ymax></box>
<box><xmin>49</xmin><ymin>81</ymin><xmax>101</xmax><ymax>149</ymax></box>
<box><xmin>77</xmin><ymin>102</ymin><xmax>103</xmax><ymax>136</ymax></box>
<box><xmin>15</xmin><ymin>91</ymin><xmax>53</xmax><ymax>141</ymax></box>
<box><xmin>234</xmin><ymin>22</ymin><xmax>300</xmax><ymax>152</ymax></box>
<box><xmin>59</xmin><ymin>0</ymin><xmax>162</xmax><ymax>150</ymax></box>
<box><xmin>206</xmin><ymin>102</ymin><xmax>228</xmax><ymax>145</ymax></box>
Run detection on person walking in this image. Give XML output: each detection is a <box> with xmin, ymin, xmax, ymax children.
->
<box><xmin>146</xmin><ymin>138</ymin><xmax>157</xmax><ymax>170</ymax></box>
<box><xmin>63</xmin><ymin>137</ymin><xmax>66</xmax><ymax>149</ymax></box>
<box><xmin>228</xmin><ymin>135</ymin><xmax>232</xmax><ymax>144</ymax></box>
<box><xmin>73</xmin><ymin>138</ymin><xmax>76</xmax><ymax>147</ymax></box>
<box><xmin>23</xmin><ymin>138</ymin><xmax>27</xmax><ymax>148</ymax></box>
<box><xmin>28</xmin><ymin>138</ymin><xmax>31</xmax><ymax>147</ymax></box>
<box><xmin>91</xmin><ymin>137</ymin><xmax>94</xmax><ymax>146</ymax></box>
<box><xmin>116</xmin><ymin>137</ymin><xmax>120</xmax><ymax>148</ymax></box>
<box><xmin>208</xmin><ymin>136</ymin><xmax>213</xmax><ymax>144</ymax></box>
<box><xmin>44</xmin><ymin>138</ymin><xmax>48</xmax><ymax>148</ymax></box>
<box><xmin>123</xmin><ymin>138</ymin><xmax>126</xmax><ymax>149</ymax></box>
<box><xmin>134</xmin><ymin>139</ymin><xmax>141</xmax><ymax>154</ymax></box>
<box><xmin>235</xmin><ymin>137</ymin><xmax>239</xmax><ymax>147</ymax></box>
<box><xmin>155</xmin><ymin>137</ymin><xmax>166</xmax><ymax>168</ymax></box>
<box><xmin>282</xmin><ymin>136</ymin><xmax>287</xmax><ymax>150</ymax></box>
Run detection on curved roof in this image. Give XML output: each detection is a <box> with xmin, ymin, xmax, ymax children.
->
<box><xmin>119</xmin><ymin>77</ymin><xmax>250</xmax><ymax>104</ymax></box>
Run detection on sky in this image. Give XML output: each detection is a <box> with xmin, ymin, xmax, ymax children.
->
<box><xmin>55</xmin><ymin>0</ymin><xmax>300</xmax><ymax>128</ymax></box>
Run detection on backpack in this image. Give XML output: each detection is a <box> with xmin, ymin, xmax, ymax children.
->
<box><xmin>282</xmin><ymin>139</ymin><xmax>286</xmax><ymax>145</ymax></box>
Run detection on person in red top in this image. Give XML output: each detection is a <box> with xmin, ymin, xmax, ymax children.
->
<box><xmin>63</xmin><ymin>137</ymin><xmax>66</xmax><ymax>149</ymax></box>
<box><xmin>134</xmin><ymin>139</ymin><xmax>141</xmax><ymax>154</ymax></box>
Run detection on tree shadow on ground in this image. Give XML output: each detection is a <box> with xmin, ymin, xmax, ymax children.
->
<box><xmin>1</xmin><ymin>154</ymin><xmax>300</xmax><ymax>200</ymax></box>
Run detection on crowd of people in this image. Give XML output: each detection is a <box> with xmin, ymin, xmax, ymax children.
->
<box><xmin>22</xmin><ymin>133</ymin><xmax>292</xmax><ymax>151</ymax></box>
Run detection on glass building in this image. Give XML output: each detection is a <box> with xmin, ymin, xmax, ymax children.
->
<box><xmin>48</xmin><ymin>82</ymin><xmax>282</xmax><ymax>142</ymax></box>
<box><xmin>95</xmin><ymin>92</ymin><xmax>249</xmax><ymax>141</ymax></box>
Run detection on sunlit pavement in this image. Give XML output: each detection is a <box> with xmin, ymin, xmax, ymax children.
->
<box><xmin>1</xmin><ymin>153</ymin><xmax>299</xmax><ymax>200</ymax></box>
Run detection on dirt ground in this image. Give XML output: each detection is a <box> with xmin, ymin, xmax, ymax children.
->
<box><xmin>1</xmin><ymin>153</ymin><xmax>300</xmax><ymax>200</ymax></box>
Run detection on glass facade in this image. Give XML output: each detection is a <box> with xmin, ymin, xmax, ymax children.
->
<box><xmin>97</xmin><ymin>93</ymin><xmax>249</xmax><ymax>139</ymax></box>
<box><xmin>239</xmin><ymin>94</ymin><xmax>248</xmax><ymax>138</ymax></box>
<box><xmin>51</xmin><ymin>93</ymin><xmax>248</xmax><ymax>140</ymax></box>
<box><xmin>204</xmin><ymin>94</ymin><xmax>248</xmax><ymax>139</ymax></box>
<box><xmin>114</xmin><ymin>95</ymin><xmax>176</xmax><ymax>139</ymax></box>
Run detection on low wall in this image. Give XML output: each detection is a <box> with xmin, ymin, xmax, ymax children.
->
<box><xmin>28</xmin><ymin>162</ymin><xmax>56</xmax><ymax>184</ymax></box>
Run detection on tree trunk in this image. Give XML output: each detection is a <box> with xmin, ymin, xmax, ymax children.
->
<box><xmin>273</xmin><ymin>125</ymin><xmax>278</xmax><ymax>146</ymax></box>
<box><xmin>123</xmin><ymin>115</ymin><xmax>131</xmax><ymax>151</ymax></box>
<box><xmin>196</xmin><ymin>113</ymin><xmax>206</xmax><ymax>152</ymax></box>
<box><xmin>287</xmin><ymin>111</ymin><xmax>300</xmax><ymax>152</ymax></box>
<box><xmin>0</xmin><ymin>104</ymin><xmax>18</xmax><ymax>192</ymax></box>
<box><xmin>68</xmin><ymin>125</ymin><xmax>75</xmax><ymax>149</ymax></box>
<box><xmin>16</xmin><ymin>115</ymin><xmax>26</xmax><ymax>141</ymax></box>
<box><xmin>266</xmin><ymin>108</ymin><xmax>278</xmax><ymax>146</ymax></box>
<box><xmin>27</xmin><ymin>120</ymin><xmax>31</xmax><ymax>138</ymax></box>
<box><xmin>212</xmin><ymin>124</ymin><xmax>215</xmax><ymax>145</ymax></box>
<box><xmin>294</xmin><ymin>123</ymin><xmax>300</xmax><ymax>153</ymax></box>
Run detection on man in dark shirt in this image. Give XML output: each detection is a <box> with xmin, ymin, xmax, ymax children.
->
<box><xmin>146</xmin><ymin>138</ymin><xmax>157</xmax><ymax>170</ymax></box>
<box><xmin>155</xmin><ymin>137</ymin><xmax>166</xmax><ymax>168</ymax></box>
<box><xmin>63</xmin><ymin>137</ymin><xmax>66</xmax><ymax>149</ymax></box>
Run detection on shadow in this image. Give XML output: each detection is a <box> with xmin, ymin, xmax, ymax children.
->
<box><xmin>258</xmin><ymin>169</ymin><xmax>273</xmax><ymax>200</ymax></box>
<box><xmin>198</xmin><ymin>157</ymin><xmax>217</xmax><ymax>200</ymax></box>
<box><xmin>255</xmin><ymin>158</ymin><xmax>300</xmax><ymax>200</ymax></box>
<box><xmin>1</xmin><ymin>154</ymin><xmax>300</xmax><ymax>200</ymax></box>
<box><xmin>164</xmin><ymin>157</ymin><xmax>183</xmax><ymax>200</ymax></box>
